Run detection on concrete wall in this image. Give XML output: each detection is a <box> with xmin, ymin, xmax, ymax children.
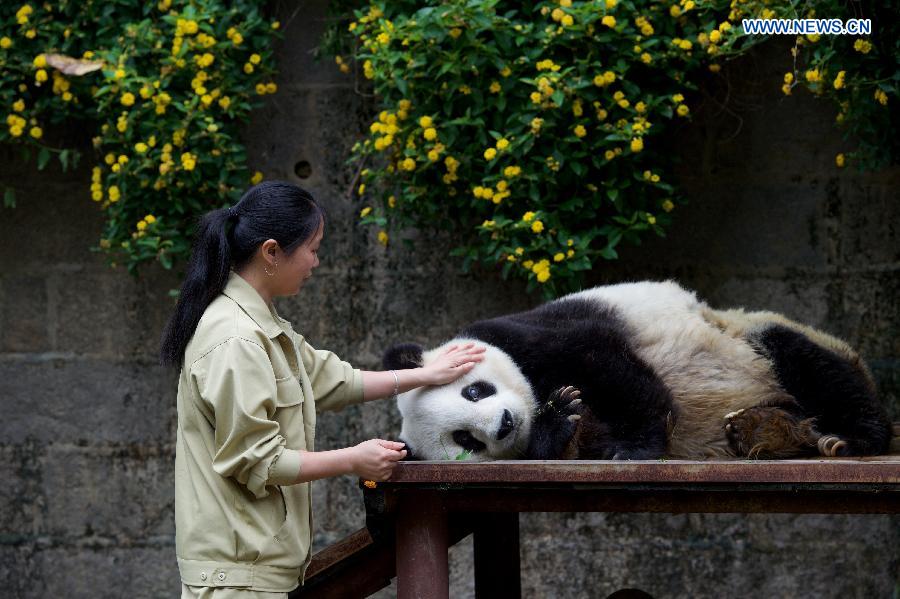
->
<box><xmin>1</xmin><ymin>4</ymin><xmax>897</xmax><ymax>597</ymax></box>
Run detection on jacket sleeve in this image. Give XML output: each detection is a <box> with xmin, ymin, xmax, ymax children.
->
<box><xmin>193</xmin><ymin>337</ymin><xmax>303</xmax><ymax>499</ymax></box>
<box><xmin>297</xmin><ymin>337</ymin><xmax>365</xmax><ymax>413</ymax></box>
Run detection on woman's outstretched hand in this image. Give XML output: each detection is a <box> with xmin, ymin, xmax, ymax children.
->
<box><xmin>421</xmin><ymin>342</ymin><xmax>486</xmax><ymax>386</ymax></box>
<box><xmin>349</xmin><ymin>439</ymin><xmax>407</xmax><ymax>481</ymax></box>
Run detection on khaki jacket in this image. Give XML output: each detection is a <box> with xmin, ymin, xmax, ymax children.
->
<box><xmin>175</xmin><ymin>270</ymin><xmax>364</xmax><ymax>592</ymax></box>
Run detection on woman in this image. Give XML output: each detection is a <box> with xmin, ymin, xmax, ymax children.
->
<box><xmin>159</xmin><ymin>181</ymin><xmax>484</xmax><ymax>597</ymax></box>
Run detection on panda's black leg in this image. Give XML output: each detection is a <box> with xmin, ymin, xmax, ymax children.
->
<box><xmin>749</xmin><ymin>325</ymin><xmax>892</xmax><ymax>456</ymax></box>
<box><xmin>525</xmin><ymin>386</ymin><xmax>584</xmax><ymax>459</ymax></box>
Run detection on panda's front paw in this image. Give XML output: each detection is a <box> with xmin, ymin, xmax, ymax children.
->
<box><xmin>540</xmin><ymin>385</ymin><xmax>584</xmax><ymax>423</ymax></box>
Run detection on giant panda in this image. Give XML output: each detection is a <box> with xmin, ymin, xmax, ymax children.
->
<box><xmin>383</xmin><ymin>280</ymin><xmax>892</xmax><ymax>461</ymax></box>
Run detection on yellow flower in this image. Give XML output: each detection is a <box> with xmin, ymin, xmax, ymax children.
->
<box><xmin>231</xmin><ymin>33</ymin><xmax>243</xmax><ymax>45</ymax></box>
<box><xmin>574</xmin><ymin>125</ymin><xmax>587</xmax><ymax>138</ymax></box>
<box><xmin>604</xmin><ymin>149</ymin><xmax>615</xmax><ymax>160</ymax></box>
<box><xmin>630</xmin><ymin>137</ymin><xmax>644</xmax><ymax>152</ymax></box>
<box><xmin>255</xmin><ymin>83</ymin><xmax>267</xmax><ymax>95</ymax></box>
<box><xmin>377</xmin><ymin>230</ymin><xmax>389</xmax><ymax>246</ymax></box>
<box><xmin>180</xmin><ymin>152</ymin><xmax>197</xmax><ymax>171</ymax></box>
<box><xmin>489</xmin><ymin>81</ymin><xmax>501</xmax><ymax>93</ymax></box>
<box><xmin>0</xmin><ymin>37</ymin><xmax>12</xmax><ymax>49</ymax></box>
<box><xmin>531</xmin><ymin>220</ymin><xmax>544</xmax><ymax>233</ymax></box>
<box><xmin>504</xmin><ymin>165</ymin><xmax>522</xmax><ymax>177</ymax></box>
<box><xmin>243</xmin><ymin>63</ymin><xmax>254</xmax><ymax>74</ymax></box>
<box><xmin>496</xmin><ymin>138</ymin><xmax>510</xmax><ymax>151</ymax></box>
<box><xmin>805</xmin><ymin>69</ymin><xmax>820</xmax><ymax>83</ymax></box>
<box><xmin>114</xmin><ymin>68</ymin><xmax>126</xmax><ymax>79</ymax></box>
<box><xmin>12</xmin><ymin>99</ymin><xmax>25</xmax><ymax>112</ymax></box>
<box><xmin>553</xmin><ymin>252</ymin><xmax>564</xmax><ymax>262</ymax></box>
<box><xmin>530</xmin><ymin>91</ymin><xmax>543</xmax><ymax>104</ymax></box>
<box><xmin>835</xmin><ymin>153</ymin><xmax>845</xmax><ymax>168</ymax></box>
<box><xmin>35</xmin><ymin>69</ymin><xmax>48</xmax><ymax>83</ymax></box>
<box><xmin>561</xmin><ymin>14</ymin><xmax>574</xmax><ymax>27</ymax></box>
<box><xmin>388</xmin><ymin>195</ymin><xmax>396</xmax><ymax>208</ymax></box>
<box><xmin>272</xmin><ymin>21</ymin><xmax>281</xmax><ymax>30</ymax></box>
<box><xmin>419</xmin><ymin>115</ymin><xmax>433</xmax><ymax>128</ymax></box>
<box><xmin>709</xmin><ymin>30</ymin><xmax>722</xmax><ymax>44</ymax></box>
<box><xmin>137</xmin><ymin>220</ymin><xmax>147</xmax><ymax>231</ymax></box>
<box><xmin>601</xmin><ymin>15</ymin><xmax>616</xmax><ymax>28</ymax></box>
<box><xmin>537</xmin><ymin>269</ymin><xmax>551</xmax><ymax>283</ymax></box>
<box><xmin>670</xmin><ymin>5</ymin><xmax>681</xmax><ymax>17</ymax></box>
<box><xmin>676</xmin><ymin>104</ymin><xmax>689</xmax><ymax>117</ymax></box>
<box><xmin>401</xmin><ymin>157</ymin><xmax>415</xmax><ymax>171</ymax></box>
<box><xmin>449</xmin><ymin>28</ymin><xmax>462</xmax><ymax>39</ymax></box>
<box><xmin>640</xmin><ymin>53</ymin><xmax>652</xmax><ymax>64</ymax></box>
<box><xmin>832</xmin><ymin>71</ymin><xmax>846</xmax><ymax>90</ymax></box>
<box><xmin>145</xmin><ymin>214</ymin><xmax>156</xmax><ymax>224</ymax></box>
<box><xmin>874</xmin><ymin>89</ymin><xmax>888</xmax><ymax>105</ymax></box>
<box><xmin>108</xmin><ymin>185</ymin><xmax>121</xmax><ymax>202</ymax></box>
<box><xmin>647</xmin><ymin>215</ymin><xmax>657</xmax><ymax>225</ymax></box>
<box><xmin>218</xmin><ymin>96</ymin><xmax>231</xmax><ymax>110</ymax></box>
<box><xmin>117</xmin><ymin>154</ymin><xmax>129</xmax><ymax>165</ymax></box>
<box><xmin>423</xmin><ymin>127</ymin><xmax>437</xmax><ymax>141</ymax></box>
<box><xmin>134</xmin><ymin>142</ymin><xmax>148</xmax><ymax>153</ymax></box>
<box><xmin>33</xmin><ymin>54</ymin><xmax>47</xmax><ymax>68</ymax></box>
<box><xmin>522</xmin><ymin>211</ymin><xmax>535</xmax><ymax>222</ymax></box>
<box><xmin>29</xmin><ymin>126</ymin><xmax>42</xmax><ymax>139</ymax></box>
<box><xmin>853</xmin><ymin>39</ymin><xmax>872</xmax><ymax>54</ymax></box>
<box><xmin>120</xmin><ymin>92</ymin><xmax>135</xmax><ymax>106</ymax></box>
<box><xmin>358</xmin><ymin>183</ymin><xmax>366</xmax><ymax>196</ymax></box>
<box><xmin>484</xmin><ymin>148</ymin><xmax>497</xmax><ymax>160</ymax></box>
<box><xmin>662</xmin><ymin>199</ymin><xmax>674</xmax><ymax>212</ymax></box>
<box><xmin>360</xmin><ymin>207</ymin><xmax>372</xmax><ymax>217</ymax></box>
<box><xmin>377</xmin><ymin>32</ymin><xmax>390</xmax><ymax>45</ymax></box>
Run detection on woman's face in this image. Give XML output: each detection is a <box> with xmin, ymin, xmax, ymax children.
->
<box><xmin>278</xmin><ymin>219</ymin><xmax>323</xmax><ymax>295</ymax></box>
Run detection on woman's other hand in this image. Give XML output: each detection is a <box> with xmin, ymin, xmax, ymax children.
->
<box><xmin>349</xmin><ymin>439</ymin><xmax>407</xmax><ymax>481</ymax></box>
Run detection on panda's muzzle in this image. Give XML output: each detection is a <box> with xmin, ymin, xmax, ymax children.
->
<box><xmin>496</xmin><ymin>409</ymin><xmax>515</xmax><ymax>441</ymax></box>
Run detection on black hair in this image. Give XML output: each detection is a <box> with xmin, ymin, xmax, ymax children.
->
<box><xmin>159</xmin><ymin>180</ymin><xmax>325</xmax><ymax>367</ymax></box>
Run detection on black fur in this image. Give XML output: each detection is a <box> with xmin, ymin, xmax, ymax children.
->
<box><xmin>459</xmin><ymin>298</ymin><xmax>674</xmax><ymax>460</ymax></box>
<box><xmin>383</xmin><ymin>342</ymin><xmax>424</xmax><ymax>370</ymax></box>
<box><xmin>749</xmin><ymin>325</ymin><xmax>891</xmax><ymax>455</ymax></box>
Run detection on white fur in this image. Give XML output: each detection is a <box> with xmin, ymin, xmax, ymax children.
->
<box><xmin>397</xmin><ymin>339</ymin><xmax>535</xmax><ymax>461</ymax></box>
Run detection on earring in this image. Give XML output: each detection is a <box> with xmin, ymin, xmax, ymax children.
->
<box><xmin>264</xmin><ymin>260</ymin><xmax>278</xmax><ymax>276</ymax></box>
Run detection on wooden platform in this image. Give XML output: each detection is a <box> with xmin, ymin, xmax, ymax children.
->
<box><xmin>292</xmin><ymin>457</ymin><xmax>900</xmax><ymax>598</ymax></box>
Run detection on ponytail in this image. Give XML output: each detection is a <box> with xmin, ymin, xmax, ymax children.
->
<box><xmin>159</xmin><ymin>181</ymin><xmax>324</xmax><ymax>368</ymax></box>
<box><xmin>159</xmin><ymin>207</ymin><xmax>234</xmax><ymax>367</ymax></box>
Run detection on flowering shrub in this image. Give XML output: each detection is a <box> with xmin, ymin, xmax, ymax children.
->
<box><xmin>1</xmin><ymin>1</ymin><xmax>279</xmax><ymax>273</ymax></box>
<box><xmin>324</xmin><ymin>0</ymin><xmax>896</xmax><ymax>297</ymax></box>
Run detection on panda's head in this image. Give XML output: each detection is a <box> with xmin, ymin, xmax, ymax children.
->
<box><xmin>383</xmin><ymin>339</ymin><xmax>535</xmax><ymax>461</ymax></box>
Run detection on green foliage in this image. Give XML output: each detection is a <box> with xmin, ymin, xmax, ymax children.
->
<box><xmin>323</xmin><ymin>0</ymin><xmax>897</xmax><ymax>298</ymax></box>
<box><xmin>1</xmin><ymin>1</ymin><xmax>280</xmax><ymax>274</ymax></box>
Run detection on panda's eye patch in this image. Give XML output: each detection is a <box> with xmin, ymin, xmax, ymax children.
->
<box><xmin>460</xmin><ymin>381</ymin><xmax>497</xmax><ymax>402</ymax></box>
<box><xmin>452</xmin><ymin>430</ymin><xmax>487</xmax><ymax>452</ymax></box>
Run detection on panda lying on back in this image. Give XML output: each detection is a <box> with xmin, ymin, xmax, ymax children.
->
<box><xmin>383</xmin><ymin>281</ymin><xmax>892</xmax><ymax>461</ymax></box>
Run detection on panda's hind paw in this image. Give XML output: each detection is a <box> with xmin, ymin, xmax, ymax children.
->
<box><xmin>817</xmin><ymin>435</ymin><xmax>849</xmax><ymax>457</ymax></box>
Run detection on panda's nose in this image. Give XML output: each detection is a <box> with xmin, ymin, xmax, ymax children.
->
<box><xmin>496</xmin><ymin>409</ymin><xmax>515</xmax><ymax>440</ymax></box>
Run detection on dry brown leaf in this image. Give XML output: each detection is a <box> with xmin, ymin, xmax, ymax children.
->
<box><xmin>45</xmin><ymin>53</ymin><xmax>105</xmax><ymax>76</ymax></box>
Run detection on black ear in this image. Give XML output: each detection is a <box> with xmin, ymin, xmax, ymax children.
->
<box><xmin>382</xmin><ymin>342</ymin><xmax>424</xmax><ymax>370</ymax></box>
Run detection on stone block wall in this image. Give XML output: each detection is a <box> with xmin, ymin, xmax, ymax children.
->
<box><xmin>1</xmin><ymin>3</ymin><xmax>897</xmax><ymax>597</ymax></box>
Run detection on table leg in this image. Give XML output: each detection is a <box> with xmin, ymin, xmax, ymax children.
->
<box><xmin>396</xmin><ymin>491</ymin><xmax>449</xmax><ymax>599</ymax></box>
<box><xmin>474</xmin><ymin>512</ymin><xmax>521</xmax><ymax>599</ymax></box>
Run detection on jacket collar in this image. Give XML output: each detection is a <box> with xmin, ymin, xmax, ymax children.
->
<box><xmin>222</xmin><ymin>270</ymin><xmax>287</xmax><ymax>339</ymax></box>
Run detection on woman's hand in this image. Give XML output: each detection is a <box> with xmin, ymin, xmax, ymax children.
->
<box><xmin>420</xmin><ymin>342</ymin><xmax>486</xmax><ymax>386</ymax></box>
<box><xmin>348</xmin><ymin>439</ymin><xmax>407</xmax><ymax>481</ymax></box>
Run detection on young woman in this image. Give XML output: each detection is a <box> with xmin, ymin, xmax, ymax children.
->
<box><xmin>160</xmin><ymin>181</ymin><xmax>484</xmax><ymax>598</ymax></box>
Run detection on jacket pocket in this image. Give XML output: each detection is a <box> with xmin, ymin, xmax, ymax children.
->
<box><xmin>274</xmin><ymin>375</ymin><xmax>304</xmax><ymax>407</ymax></box>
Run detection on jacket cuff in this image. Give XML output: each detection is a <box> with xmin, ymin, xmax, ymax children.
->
<box><xmin>268</xmin><ymin>448</ymin><xmax>303</xmax><ymax>486</ymax></box>
<box><xmin>348</xmin><ymin>368</ymin><xmax>365</xmax><ymax>406</ymax></box>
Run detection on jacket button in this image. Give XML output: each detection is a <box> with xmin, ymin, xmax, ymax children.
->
<box><xmin>199</xmin><ymin>572</ymin><xmax>207</xmax><ymax>581</ymax></box>
<box><xmin>218</xmin><ymin>572</ymin><xmax>226</xmax><ymax>581</ymax></box>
